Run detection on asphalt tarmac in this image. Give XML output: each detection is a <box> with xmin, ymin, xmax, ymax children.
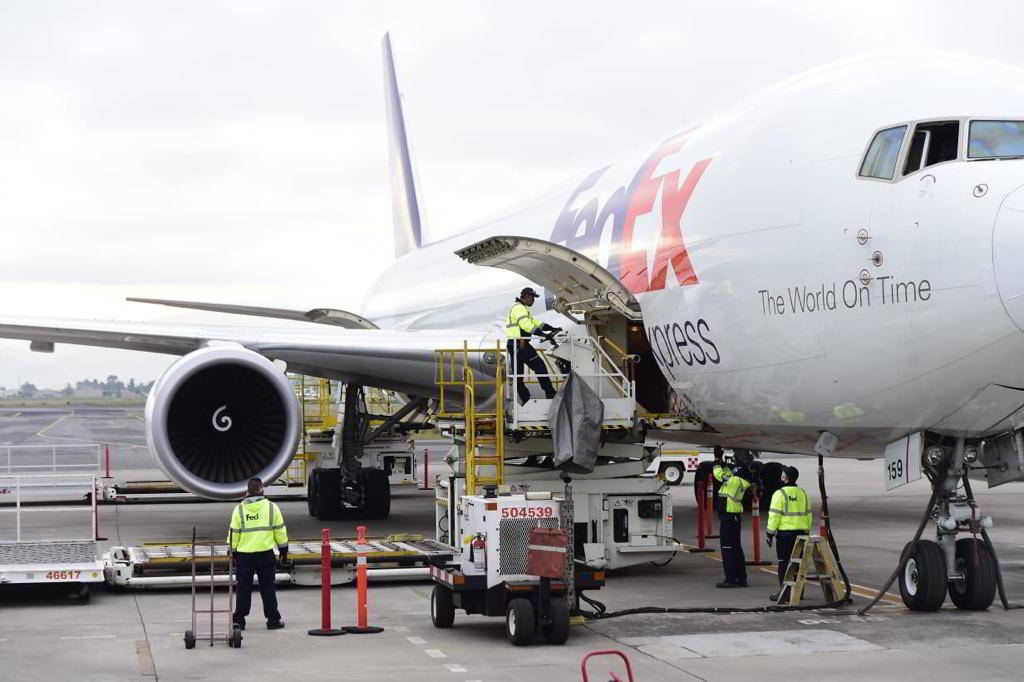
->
<box><xmin>1</xmin><ymin>407</ymin><xmax>1023</xmax><ymax>681</ymax></box>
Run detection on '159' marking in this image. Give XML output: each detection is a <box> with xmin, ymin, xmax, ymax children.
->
<box><xmin>647</xmin><ymin>319</ymin><xmax>720</xmax><ymax>378</ymax></box>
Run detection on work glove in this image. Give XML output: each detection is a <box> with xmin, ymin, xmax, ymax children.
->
<box><xmin>766</xmin><ymin>532</ymin><xmax>775</xmax><ymax>547</ymax></box>
<box><xmin>277</xmin><ymin>549</ymin><xmax>289</xmax><ymax>566</ymax></box>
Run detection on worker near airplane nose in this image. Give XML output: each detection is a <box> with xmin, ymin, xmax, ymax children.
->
<box><xmin>505</xmin><ymin>287</ymin><xmax>561</xmax><ymax>405</ymax></box>
<box><xmin>228</xmin><ymin>477</ymin><xmax>289</xmax><ymax>631</ymax></box>
<box><xmin>766</xmin><ymin>465</ymin><xmax>812</xmax><ymax>601</ymax></box>
<box><xmin>715</xmin><ymin>450</ymin><xmax>753</xmax><ymax>588</ymax></box>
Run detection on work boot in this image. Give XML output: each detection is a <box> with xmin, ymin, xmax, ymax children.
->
<box><xmin>267</xmin><ymin>620</ymin><xmax>285</xmax><ymax>630</ymax></box>
<box><xmin>735</xmin><ymin>580</ymin><xmax>748</xmax><ymax>588</ymax></box>
<box><xmin>233</xmin><ymin>618</ymin><xmax>245</xmax><ymax>631</ymax></box>
<box><xmin>715</xmin><ymin>580</ymin><xmax>738</xmax><ymax>588</ymax></box>
<box><xmin>769</xmin><ymin>592</ymin><xmax>779</xmax><ymax>602</ymax></box>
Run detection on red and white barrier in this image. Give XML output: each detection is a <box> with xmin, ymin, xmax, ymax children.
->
<box><xmin>308</xmin><ymin>529</ymin><xmax>345</xmax><ymax>636</ymax></box>
<box><xmin>344</xmin><ymin>525</ymin><xmax>383</xmax><ymax>634</ymax></box>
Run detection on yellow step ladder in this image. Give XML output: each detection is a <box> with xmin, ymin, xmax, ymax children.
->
<box><xmin>779</xmin><ymin>535</ymin><xmax>845</xmax><ymax>606</ymax></box>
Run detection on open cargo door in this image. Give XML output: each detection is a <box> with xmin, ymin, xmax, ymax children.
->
<box><xmin>455</xmin><ymin>236</ymin><xmax>641</xmax><ymax>323</ymax></box>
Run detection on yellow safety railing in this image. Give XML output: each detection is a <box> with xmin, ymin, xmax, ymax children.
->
<box><xmin>286</xmin><ymin>375</ymin><xmax>340</xmax><ymax>486</ymax></box>
<box><xmin>434</xmin><ymin>342</ymin><xmax>506</xmax><ymax>494</ymax></box>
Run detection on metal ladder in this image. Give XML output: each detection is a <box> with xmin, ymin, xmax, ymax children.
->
<box><xmin>435</xmin><ymin>342</ymin><xmax>506</xmax><ymax>494</ymax></box>
<box><xmin>779</xmin><ymin>535</ymin><xmax>844</xmax><ymax>605</ymax></box>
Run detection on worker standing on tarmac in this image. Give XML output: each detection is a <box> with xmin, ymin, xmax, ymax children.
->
<box><xmin>505</xmin><ymin>287</ymin><xmax>561</xmax><ymax>405</ymax></box>
<box><xmin>229</xmin><ymin>477</ymin><xmax>288</xmax><ymax>630</ymax></box>
<box><xmin>714</xmin><ymin>450</ymin><xmax>753</xmax><ymax>588</ymax></box>
<box><xmin>765</xmin><ymin>466</ymin><xmax>813</xmax><ymax>601</ymax></box>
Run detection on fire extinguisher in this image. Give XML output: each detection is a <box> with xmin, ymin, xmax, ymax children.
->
<box><xmin>471</xmin><ymin>533</ymin><xmax>487</xmax><ymax>573</ymax></box>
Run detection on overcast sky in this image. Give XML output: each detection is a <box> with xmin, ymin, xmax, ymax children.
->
<box><xmin>1</xmin><ymin>1</ymin><xmax>1023</xmax><ymax>388</ymax></box>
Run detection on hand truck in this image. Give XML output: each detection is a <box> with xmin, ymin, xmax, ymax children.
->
<box><xmin>184</xmin><ymin>527</ymin><xmax>243</xmax><ymax>649</ymax></box>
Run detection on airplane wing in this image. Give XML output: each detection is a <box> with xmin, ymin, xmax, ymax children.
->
<box><xmin>0</xmin><ymin>315</ymin><xmax>498</xmax><ymax>396</ymax></box>
<box><xmin>125</xmin><ymin>297</ymin><xmax>379</xmax><ymax>329</ymax></box>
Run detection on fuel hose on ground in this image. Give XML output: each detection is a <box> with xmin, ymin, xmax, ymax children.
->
<box><xmin>961</xmin><ymin>473</ymin><xmax>1022</xmax><ymax>611</ymax></box>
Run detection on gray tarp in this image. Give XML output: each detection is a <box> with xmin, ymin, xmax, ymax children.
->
<box><xmin>548</xmin><ymin>371</ymin><xmax>604</xmax><ymax>473</ymax></box>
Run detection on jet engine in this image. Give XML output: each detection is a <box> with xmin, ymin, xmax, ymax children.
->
<box><xmin>145</xmin><ymin>345</ymin><xmax>302</xmax><ymax>500</ymax></box>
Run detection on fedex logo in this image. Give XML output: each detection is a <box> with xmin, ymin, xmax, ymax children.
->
<box><xmin>550</xmin><ymin>130</ymin><xmax>712</xmax><ymax>295</ymax></box>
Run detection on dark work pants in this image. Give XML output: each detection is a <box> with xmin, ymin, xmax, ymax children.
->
<box><xmin>719</xmin><ymin>512</ymin><xmax>747</xmax><ymax>584</ymax></box>
<box><xmin>507</xmin><ymin>339</ymin><xmax>555</xmax><ymax>403</ymax></box>
<box><xmin>234</xmin><ymin>550</ymin><xmax>280</xmax><ymax>624</ymax></box>
<box><xmin>775</xmin><ymin>530</ymin><xmax>802</xmax><ymax>586</ymax></box>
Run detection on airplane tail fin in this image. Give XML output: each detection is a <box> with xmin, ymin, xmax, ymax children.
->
<box><xmin>383</xmin><ymin>33</ymin><xmax>426</xmax><ymax>259</ymax></box>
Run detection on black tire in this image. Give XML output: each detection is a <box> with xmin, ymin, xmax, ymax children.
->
<box><xmin>757</xmin><ymin>462</ymin><xmax>784</xmax><ymax>514</ymax></box>
<box><xmin>307</xmin><ymin>470</ymin><xmax>319</xmax><ymax>517</ymax></box>
<box><xmin>230</xmin><ymin>625</ymin><xmax>243</xmax><ymax>648</ymax></box>
<box><xmin>505</xmin><ymin>598</ymin><xmax>535</xmax><ymax>646</ymax></box>
<box><xmin>541</xmin><ymin>597</ymin><xmax>570</xmax><ymax>645</ymax></box>
<box><xmin>898</xmin><ymin>539</ymin><xmax>947</xmax><ymax>611</ymax></box>
<box><xmin>312</xmin><ymin>468</ymin><xmax>341</xmax><ymax>521</ymax></box>
<box><xmin>661</xmin><ymin>463</ymin><xmax>685</xmax><ymax>486</ymax></box>
<box><xmin>430</xmin><ymin>585</ymin><xmax>455</xmax><ymax>628</ymax></box>
<box><xmin>949</xmin><ymin>538</ymin><xmax>996</xmax><ymax>611</ymax></box>
<box><xmin>361</xmin><ymin>468</ymin><xmax>391</xmax><ymax>519</ymax></box>
<box><xmin>184</xmin><ymin>630</ymin><xmax>196</xmax><ymax>650</ymax></box>
<box><xmin>693</xmin><ymin>461</ymin><xmax>716</xmax><ymax>506</ymax></box>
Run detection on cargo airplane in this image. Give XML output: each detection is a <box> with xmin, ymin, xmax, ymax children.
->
<box><xmin>2</xmin><ymin>39</ymin><xmax>1024</xmax><ymax>610</ymax></box>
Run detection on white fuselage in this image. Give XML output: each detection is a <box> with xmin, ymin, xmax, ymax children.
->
<box><xmin>361</xmin><ymin>53</ymin><xmax>1024</xmax><ymax>458</ymax></box>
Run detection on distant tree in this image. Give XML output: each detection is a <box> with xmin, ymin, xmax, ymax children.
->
<box><xmin>62</xmin><ymin>383</ymin><xmax>73</xmax><ymax>398</ymax></box>
<box><xmin>128</xmin><ymin>378</ymin><xmax>136</xmax><ymax>391</ymax></box>
<box><xmin>18</xmin><ymin>382</ymin><xmax>37</xmax><ymax>397</ymax></box>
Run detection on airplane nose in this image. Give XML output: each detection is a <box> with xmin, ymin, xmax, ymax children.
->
<box><xmin>993</xmin><ymin>184</ymin><xmax>1024</xmax><ymax>332</ymax></box>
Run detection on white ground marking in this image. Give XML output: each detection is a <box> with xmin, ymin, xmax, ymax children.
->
<box><xmin>622</xmin><ymin>629</ymin><xmax>882</xmax><ymax>658</ymax></box>
<box><xmin>424</xmin><ymin>648</ymin><xmax>447</xmax><ymax>658</ymax></box>
<box><xmin>391</xmin><ymin>626</ymin><xmax>410</xmax><ymax>632</ymax></box>
<box><xmin>406</xmin><ymin>636</ymin><xmax>427</xmax><ymax>645</ymax></box>
<box><xmin>444</xmin><ymin>664</ymin><xmax>467</xmax><ymax>672</ymax></box>
<box><xmin>60</xmin><ymin>635</ymin><xmax>117</xmax><ymax>640</ymax></box>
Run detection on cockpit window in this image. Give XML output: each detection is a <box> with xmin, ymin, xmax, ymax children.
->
<box><xmin>968</xmin><ymin>120</ymin><xmax>1024</xmax><ymax>159</ymax></box>
<box><xmin>859</xmin><ymin>126</ymin><xmax>907</xmax><ymax>180</ymax></box>
<box><xmin>902</xmin><ymin>121</ymin><xmax>959</xmax><ymax>175</ymax></box>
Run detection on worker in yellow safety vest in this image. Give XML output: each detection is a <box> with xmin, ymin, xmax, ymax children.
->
<box><xmin>714</xmin><ymin>450</ymin><xmax>753</xmax><ymax>588</ymax></box>
<box><xmin>505</xmin><ymin>286</ymin><xmax>561</xmax><ymax>405</ymax></box>
<box><xmin>766</xmin><ymin>466</ymin><xmax>813</xmax><ymax>601</ymax></box>
<box><xmin>228</xmin><ymin>477</ymin><xmax>289</xmax><ymax>630</ymax></box>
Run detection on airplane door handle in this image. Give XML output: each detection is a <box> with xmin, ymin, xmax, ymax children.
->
<box><xmin>856</xmin><ymin>229</ymin><xmax>871</xmax><ymax>245</ymax></box>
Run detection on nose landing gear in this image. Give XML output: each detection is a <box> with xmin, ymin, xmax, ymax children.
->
<box><xmin>863</xmin><ymin>436</ymin><xmax>1005</xmax><ymax>615</ymax></box>
<box><xmin>894</xmin><ymin>438</ymin><xmax>997</xmax><ymax>612</ymax></box>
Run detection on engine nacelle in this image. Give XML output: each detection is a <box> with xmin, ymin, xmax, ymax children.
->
<box><xmin>145</xmin><ymin>345</ymin><xmax>302</xmax><ymax>500</ymax></box>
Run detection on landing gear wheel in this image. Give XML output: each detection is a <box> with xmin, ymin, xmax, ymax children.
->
<box><xmin>949</xmin><ymin>538</ymin><xmax>997</xmax><ymax>611</ymax></box>
<box><xmin>661</xmin><ymin>463</ymin><xmax>684</xmax><ymax>486</ymax></box>
<box><xmin>693</xmin><ymin>461</ymin><xmax>715</xmax><ymax>505</ymax></box>
<box><xmin>758</xmin><ymin>461</ymin><xmax>784</xmax><ymax>514</ymax></box>
<box><xmin>184</xmin><ymin>630</ymin><xmax>196</xmax><ymax>649</ymax></box>
<box><xmin>230</xmin><ymin>625</ymin><xmax>243</xmax><ymax>648</ymax></box>
<box><xmin>506</xmin><ymin>598</ymin><xmax>535</xmax><ymax>646</ymax></box>
<box><xmin>307</xmin><ymin>470</ymin><xmax>319</xmax><ymax>517</ymax></box>
<box><xmin>361</xmin><ymin>468</ymin><xmax>391</xmax><ymax>519</ymax></box>
<box><xmin>310</xmin><ymin>468</ymin><xmax>341</xmax><ymax>520</ymax></box>
<box><xmin>899</xmin><ymin>539</ymin><xmax>947</xmax><ymax>611</ymax></box>
<box><xmin>541</xmin><ymin>597</ymin><xmax>570</xmax><ymax>645</ymax></box>
<box><xmin>430</xmin><ymin>585</ymin><xmax>455</xmax><ymax>628</ymax></box>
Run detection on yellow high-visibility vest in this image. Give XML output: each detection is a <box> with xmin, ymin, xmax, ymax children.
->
<box><xmin>766</xmin><ymin>485</ymin><xmax>812</xmax><ymax>532</ymax></box>
<box><xmin>228</xmin><ymin>496</ymin><xmax>288</xmax><ymax>553</ymax></box>
<box><xmin>712</xmin><ymin>464</ymin><xmax>731</xmax><ymax>483</ymax></box>
<box><xmin>505</xmin><ymin>301</ymin><xmax>541</xmax><ymax>339</ymax></box>
<box><xmin>718</xmin><ymin>474</ymin><xmax>751</xmax><ymax>514</ymax></box>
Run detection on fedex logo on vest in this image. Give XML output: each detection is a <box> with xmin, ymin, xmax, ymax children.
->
<box><xmin>549</xmin><ymin>129</ymin><xmax>712</xmax><ymax>295</ymax></box>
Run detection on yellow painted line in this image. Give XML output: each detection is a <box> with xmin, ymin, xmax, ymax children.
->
<box><xmin>690</xmin><ymin>543</ymin><xmax>904</xmax><ymax>606</ymax></box>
